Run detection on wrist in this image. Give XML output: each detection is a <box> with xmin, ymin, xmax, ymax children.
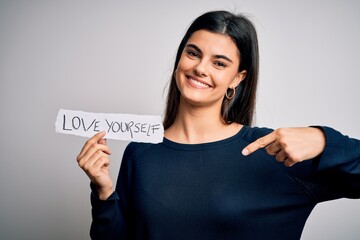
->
<box><xmin>97</xmin><ymin>187</ymin><xmax>114</xmax><ymax>200</ymax></box>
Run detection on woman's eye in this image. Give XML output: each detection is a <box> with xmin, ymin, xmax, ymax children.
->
<box><xmin>187</xmin><ymin>50</ymin><xmax>199</xmax><ymax>58</ymax></box>
<box><xmin>214</xmin><ymin>61</ymin><xmax>227</xmax><ymax>68</ymax></box>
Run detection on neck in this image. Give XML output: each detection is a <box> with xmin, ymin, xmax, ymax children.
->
<box><xmin>165</xmin><ymin>98</ymin><xmax>242</xmax><ymax>144</ymax></box>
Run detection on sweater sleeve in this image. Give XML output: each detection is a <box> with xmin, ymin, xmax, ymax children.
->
<box><xmin>89</xmin><ymin>144</ymin><xmax>134</xmax><ymax>239</ymax></box>
<box><xmin>316</xmin><ymin>126</ymin><xmax>360</xmax><ymax>174</ymax></box>
<box><xmin>90</xmin><ymin>185</ymin><xmax>125</xmax><ymax>239</ymax></box>
<box><xmin>288</xmin><ymin>126</ymin><xmax>360</xmax><ymax>202</ymax></box>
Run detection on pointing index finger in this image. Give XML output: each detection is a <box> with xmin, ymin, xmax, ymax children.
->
<box><xmin>242</xmin><ymin>131</ymin><xmax>277</xmax><ymax>156</ymax></box>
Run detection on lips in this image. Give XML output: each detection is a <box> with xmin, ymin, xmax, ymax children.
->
<box><xmin>186</xmin><ymin>75</ymin><xmax>212</xmax><ymax>89</ymax></box>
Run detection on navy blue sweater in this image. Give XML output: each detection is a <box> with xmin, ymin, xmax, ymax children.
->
<box><xmin>90</xmin><ymin>126</ymin><xmax>360</xmax><ymax>239</ymax></box>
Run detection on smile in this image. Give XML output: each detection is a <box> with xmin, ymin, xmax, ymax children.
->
<box><xmin>187</xmin><ymin>76</ymin><xmax>211</xmax><ymax>89</ymax></box>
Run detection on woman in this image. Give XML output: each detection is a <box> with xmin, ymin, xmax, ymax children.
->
<box><xmin>77</xmin><ymin>11</ymin><xmax>360</xmax><ymax>239</ymax></box>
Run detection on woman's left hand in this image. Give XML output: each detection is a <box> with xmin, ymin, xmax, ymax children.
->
<box><xmin>242</xmin><ymin>127</ymin><xmax>326</xmax><ymax>167</ymax></box>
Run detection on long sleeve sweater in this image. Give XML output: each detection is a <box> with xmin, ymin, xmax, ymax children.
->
<box><xmin>90</xmin><ymin>126</ymin><xmax>360</xmax><ymax>240</ymax></box>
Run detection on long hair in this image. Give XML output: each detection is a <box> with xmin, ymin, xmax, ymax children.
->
<box><xmin>163</xmin><ymin>10</ymin><xmax>259</xmax><ymax>129</ymax></box>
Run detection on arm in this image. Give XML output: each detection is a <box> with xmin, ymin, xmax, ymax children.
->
<box><xmin>89</xmin><ymin>144</ymin><xmax>134</xmax><ymax>239</ymax></box>
<box><xmin>76</xmin><ymin>132</ymin><xmax>128</xmax><ymax>239</ymax></box>
<box><xmin>90</xmin><ymin>185</ymin><xmax>125</xmax><ymax>239</ymax></box>
<box><xmin>311</xmin><ymin>126</ymin><xmax>360</xmax><ymax>199</ymax></box>
<box><xmin>243</xmin><ymin>126</ymin><xmax>360</xmax><ymax>199</ymax></box>
<box><xmin>315</xmin><ymin>126</ymin><xmax>360</xmax><ymax>173</ymax></box>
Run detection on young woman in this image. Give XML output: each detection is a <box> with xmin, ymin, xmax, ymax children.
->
<box><xmin>76</xmin><ymin>11</ymin><xmax>360</xmax><ymax>239</ymax></box>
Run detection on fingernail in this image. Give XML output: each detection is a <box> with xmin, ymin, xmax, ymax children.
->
<box><xmin>242</xmin><ymin>148</ymin><xmax>249</xmax><ymax>156</ymax></box>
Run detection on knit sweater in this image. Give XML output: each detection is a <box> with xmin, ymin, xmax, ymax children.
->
<box><xmin>90</xmin><ymin>126</ymin><xmax>360</xmax><ymax>239</ymax></box>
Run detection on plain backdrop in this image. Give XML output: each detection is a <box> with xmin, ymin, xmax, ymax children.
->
<box><xmin>0</xmin><ymin>0</ymin><xmax>359</xmax><ymax>239</ymax></box>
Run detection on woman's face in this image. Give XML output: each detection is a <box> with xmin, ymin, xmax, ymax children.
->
<box><xmin>175</xmin><ymin>30</ymin><xmax>246</xmax><ymax>108</ymax></box>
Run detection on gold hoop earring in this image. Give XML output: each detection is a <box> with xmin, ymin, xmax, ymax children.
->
<box><xmin>226</xmin><ymin>87</ymin><xmax>236</xmax><ymax>100</ymax></box>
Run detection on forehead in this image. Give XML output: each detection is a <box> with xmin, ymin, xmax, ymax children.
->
<box><xmin>186</xmin><ymin>30</ymin><xmax>240</xmax><ymax>60</ymax></box>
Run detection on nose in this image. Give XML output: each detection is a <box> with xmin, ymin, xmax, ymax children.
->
<box><xmin>193</xmin><ymin>60</ymin><xmax>208</xmax><ymax>77</ymax></box>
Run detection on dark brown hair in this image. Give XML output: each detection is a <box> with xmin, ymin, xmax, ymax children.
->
<box><xmin>163</xmin><ymin>10</ymin><xmax>259</xmax><ymax>129</ymax></box>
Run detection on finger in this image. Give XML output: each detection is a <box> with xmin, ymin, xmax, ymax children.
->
<box><xmin>98</xmin><ymin>138</ymin><xmax>107</xmax><ymax>145</ymax></box>
<box><xmin>242</xmin><ymin>131</ymin><xmax>277</xmax><ymax>156</ymax></box>
<box><xmin>82</xmin><ymin>150</ymin><xmax>109</xmax><ymax>172</ymax></box>
<box><xmin>78</xmin><ymin>147</ymin><xmax>101</xmax><ymax>168</ymax></box>
<box><xmin>86</xmin><ymin>156</ymin><xmax>110</xmax><ymax>180</ymax></box>
<box><xmin>93</xmin><ymin>156</ymin><xmax>110</xmax><ymax>170</ymax></box>
<box><xmin>284</xmin><ymin>158</ymin><xmax>296</xmax><ymax>167</ymax></box>
<box><xmin>78</xmin><ymin>143</ymin><xmax>111</xmax><ymax>166</ymax></box>
<box><xmin>274</xmin><ymin>150</ymin><xmax>287</xmax><ymax>162</ymax></box>
<box><xmin>80</xmin><ymin>131</ymin><xmax>107</xmax><ymax>156</ymax></box>
<box><xmin>77</xmin><ymin>131</ymin><xmax>107</xmax><ymax>160</ymax></box>
<box><xmin>265</xmin><ymin>141</ymin><xmax>281</xmax><ymax>155</ymax></box>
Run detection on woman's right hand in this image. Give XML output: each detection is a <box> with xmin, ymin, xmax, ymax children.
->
<box><xmin>76</xmin><ymin>131</ymin><xmax>113</xmax><ymax>200</ymax></box>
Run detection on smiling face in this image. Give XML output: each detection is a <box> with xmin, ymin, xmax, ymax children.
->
<box><xmin>175</xmin><ymin>30</ymin><xmax>246</xmax><ymax>109</ymax></box>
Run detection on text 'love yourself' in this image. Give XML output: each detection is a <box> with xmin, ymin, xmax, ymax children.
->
<box><xmin>55</xmin><ymin>109</ymin><xmax>164</xmax><ymax>143</ymax></box>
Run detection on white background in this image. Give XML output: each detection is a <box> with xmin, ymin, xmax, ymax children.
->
<box><xmin>0</xmin><ymin>0</ymin><xmax>359</xmax><ymax>239</ymax></box>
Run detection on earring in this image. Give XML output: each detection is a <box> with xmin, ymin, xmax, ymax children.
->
<box><xmin>226</xmin><ymin>87</ymin><xmax>236</xmax><ymax>100</ymax></box>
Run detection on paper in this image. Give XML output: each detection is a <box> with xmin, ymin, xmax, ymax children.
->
<box><xmin>55</xmin><ymin>109</ymin><xmax>164</xmax><ymax>143</ymax></box>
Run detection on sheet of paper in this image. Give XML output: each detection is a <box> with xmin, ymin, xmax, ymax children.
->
<box><xmin>55</xmin><ymin>109</ymin><xmax>164</xmax><ymax>143</ymax></box>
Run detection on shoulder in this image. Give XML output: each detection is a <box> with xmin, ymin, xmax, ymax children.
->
<box><xmin>123</xmin><ymin>142</ymin><xmax>154</xmax><ymax>157</ymax></box>
<box><xmin>241</xmin><ymin>125</ymin><xmax>274</xmax><ymax>142</ymax></box>
<box><xmin>122</xmin><ymin>141</ymin><xmax>166</xmax><ymax>162</ymax></box>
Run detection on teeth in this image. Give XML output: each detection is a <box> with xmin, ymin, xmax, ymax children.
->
<box><xmin>189</xmin><ymin>78</ymin><xmax>210</xmax><ymax>88</ymax></box>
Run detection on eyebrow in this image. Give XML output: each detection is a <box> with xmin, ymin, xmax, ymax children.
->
<box><xmin>185</xmin><ymin>43</ymin><xmax>234</xmax><ymax>63</ymax></box>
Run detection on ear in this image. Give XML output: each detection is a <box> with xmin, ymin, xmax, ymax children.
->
<box><xmin>230</xmin><ymin>70</ymin><xmax>247</xmax><ymax>88</ymax></box>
